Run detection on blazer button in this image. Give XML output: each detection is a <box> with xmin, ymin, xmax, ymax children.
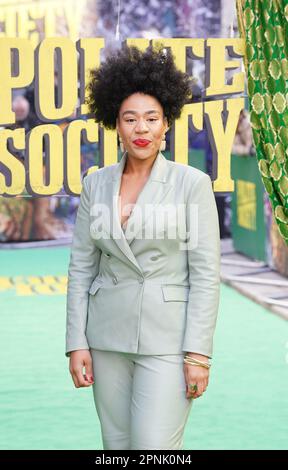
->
<box><xmin>150</xmin><ymin>256</ymin><xmax>158</xmax><ymax>261</ymax></box>
<box><xmin>138</xmin><ymin>278</ymin><xmax>144</xmax><ymax>284</ymax></box>
<box><xmin>112</xmin><ymin>276</ymin><xmax>118</xmax><ymax>284</ymax></box>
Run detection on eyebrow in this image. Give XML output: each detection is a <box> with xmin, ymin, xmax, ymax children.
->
<box><xmin>122</xmin><ymin>110</ymin><xmax>161</xmax><ymax>116</ymax></box>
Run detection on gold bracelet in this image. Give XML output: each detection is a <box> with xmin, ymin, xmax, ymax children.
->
<box><xmin>184</xmin><ymin>359</ymin><xmax>210</xmax><ymax>369</ymax></box>
<box><xmin>184</xmin><ymin>361</ymin><xmax>207</xmax><ymax>368</ymax></box>
<box><xmin>184</xmin><ymin>355</ymin><xmax>211</xmax><ymax>366</ymax></box>
<box><xmin>183</xmin><ymin>357</ymin><xmax>211</xmax><ymax>369</ymax></box>
<box><xmin>184</xmin><ymin>357</ymin><xmax>211</xmax><ymax>367</ymax></box>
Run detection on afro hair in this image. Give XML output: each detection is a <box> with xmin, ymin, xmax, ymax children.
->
<box><xmin>85</xmin><ymin>44</ymin><xmax>193</xmax><ymax>130</ymax></box>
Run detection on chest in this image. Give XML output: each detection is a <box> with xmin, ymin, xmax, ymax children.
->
<box><xmin>118</xmin><ymin>174</ymin><xmax>149</xmax><ymax>227</ymax></box>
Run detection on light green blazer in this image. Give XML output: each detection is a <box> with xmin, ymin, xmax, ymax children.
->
<box><xmin>65</xmin><ymin>150</ymin><xmax>220</xmax><ymax>358</ymax></box>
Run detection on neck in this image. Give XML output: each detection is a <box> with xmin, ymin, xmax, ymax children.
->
<box><xmin>124</xmin><ymin>151</ymin><xmax>159</xmax><ymax>177</ymax></box>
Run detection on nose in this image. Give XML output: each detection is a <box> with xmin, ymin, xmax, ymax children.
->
<box><xmin>135</xmin><ymin>117</ymin><xmax>149</xmax><ymax>133</ymax></box>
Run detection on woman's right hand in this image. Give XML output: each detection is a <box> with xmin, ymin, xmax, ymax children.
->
<box><xmin>69</xmin><ymin>350</ymin><xmax>94</xmax><ymax>388</ymax></box>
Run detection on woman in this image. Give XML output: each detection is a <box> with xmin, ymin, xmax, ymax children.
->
<box><xmin>65</xmin><ymin>45</ymin><xmax>220</xmax><ymax>450</ymax></box>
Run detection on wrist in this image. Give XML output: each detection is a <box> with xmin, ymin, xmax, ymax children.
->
<box><xmin>185</xmin><ymin>352</ymin><xmax>210</xmax><ymax>360</ymax></box>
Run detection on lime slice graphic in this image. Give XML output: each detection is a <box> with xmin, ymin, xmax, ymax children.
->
<box><xmin>253</xmin><ymin>130</ymin><xmax>260</xmax><ymax>146</ymax></box>
<box><xmin>263</xmin><ymin>7</ymin><xmax>270</xmax><ymax>23</ymax></box>
<box><xmin>279</xmin><ymin>126</ymin><xmax>288</xmax><ymax>146</ymax></box>
<box><xmin>248</xmin><ymin>76</ymin><xmax>255</xmax><ymax>95</ymax></box>
<box><xmin>246</xmin><ymin>42</ymin><xmax>255</xmax><ymax>62</ymax></box>
<box><xmin>256</xmin><ymin>26</ymin><xmax>263</xmax><ymax>47</ymax></box>
<box><xmin>251</xmin><ymin>93</ymin><xmax>264</xmax><ymax>114</ymax></box>
<box><xmin>264</xmin><ymin>93</ymin><xmax>272</xmax><ymax>113</ymax></box>
<box><xmin>265</xmin><ymin>77</ymin><xmax>276</xmax><ymax>94</ymax></box>
<box><xmin>273</xmin><ymin>92</ymin><xmax>286</xmax><ymax>114</ymax></box>
<box><xmin>259</xmin><ymin>159</ymin><xmax>270</xmax><ymax>177</ymax></box>
<box><xmin>270</xmin><ymin>110</ymin><xmax>281</xmax><ymax>130</ymax></box>
<box><xmin>264</xmin><ymin>25</ymin><xmax>276</xmax><ymax>45</ymax></box>
<box><xmin>250</xmin><ymin>110</ymin><xmax>261</xmax><ymax>129</ymax></box>
<box><xmin>263</xmin><ymin>43</ymin><xmax>273</xmax><ymax>61</ymax></box>
<box><xmin>269</xmin><ymin>60</ymin><xmax>281</xmax><ymax>80</ymax></box>
<box><xmin>275</xmin><ymin>205</ymin><xmax>288</xmax><ymax>224</ymax></box>
<box><xmin>259</xmin><ymin>60</ymin><xmax>268</xmax><ymax>80</ymax></box>
<box><xmin>275</xmin><ymin>142</ymin><xmax>285</xmax><ymax>163</ymax></box>
<box><xmin>281</xmin><ymin>59</ymin><xmax>288</xmax><ymax>80</ymax></box>
<box><xmin>264</xmin><ymin>142</ymin><xmax>275</xmax><ymax>161</ymax></box>
<box><xmin>250</xmin><ymin>60</ymin><xmax>260</xmax><ymax>80</ymax></box>
<box><xmin>276</xmin><ymin>26</ymin><xmax>284</xmax><ymax>47</ymax></box>
<box><xmin>282</xmin><ymin>109</ymin><xmax>288</xmax><ymax>127</ymax></box>
<box><xmin>279</xmin><ymin>175</ymin><xmax>288</xmax><ymax>196</ymax></box>
<box><xmin>278</xmin><ymin>76</ymin><xmax>286</xmax><ymax>92</ymax></box>
<box><xmin>268</xmin><ymin>127</ymin><xmax>277</xmax><ymax>145</ymax></box>
<box><xmin>260</xmin><ymin>115</ymin><xmax>268</xmax><ymax>129</ymax></box>
<box><xmin>269</xmin><ymin>161</ymin><xmax>282</xmax><ymax>180</ymax></box>
<box><xmin>244</xmin><ymin>7</ymin><xmax>255</xmax><ymax>29</ymax></box>
<box><xmin>278</xmin><ymin>222</ymin><xmax>288</xmax><ymax>239</ymax></box>
<box><xmin>248</xmin><ymin>27</ymin><xmax>257</xmax><ymax>45</ymax></box>
<box><xmin>262</xmin><ymin>176</ymin><xmax>274</xmax><ymax>195</ymax></box>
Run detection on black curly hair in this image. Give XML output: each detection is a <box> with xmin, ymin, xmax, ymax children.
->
<box><xmin>85</xmin><ymin>44</ymin><xmax>193</xmax><ymax>130</ymax></box>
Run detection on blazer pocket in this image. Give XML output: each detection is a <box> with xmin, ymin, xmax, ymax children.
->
<box><xmin>161</xmin><ymin>285</ymin><xmax>190</xmax><ymax>302</ymax></box>
<box><xmin>89</xmin><ymin>278</ymin><xmax>103</xmax><ymax>295</ymax></box>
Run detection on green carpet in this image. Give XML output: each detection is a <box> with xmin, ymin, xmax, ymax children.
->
<box><xmin>0</xmin><ymin>247</ymin><xmax>287</xmax><ymax>450</ymax></box>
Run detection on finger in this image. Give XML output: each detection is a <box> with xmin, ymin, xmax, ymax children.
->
<box><xmin>70</xmin><ymin>371</ymin><xmax>80</xmax><ymax>388</ymax></box>
<box><xmin>186</xmin><ymin>383</ymin><xmax>198</xmax><ymax>399</ymax></box>
<box><xmin>84</xmin><ymin>362</ymin><xmax>94</xmax><ymax>384</ymax></box>
<box><xmin>193</xmin><ymin>382</ymin><xmax>206</xmax><ymax>398</ymax></box>
<box><xmin>75</xmin><ymin>369</ymin><xmax>93</xmax><ymax>387</ymax></box>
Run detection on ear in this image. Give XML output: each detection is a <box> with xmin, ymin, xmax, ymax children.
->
<box><xmin>164</xmin><ymin>116</ymin><xmax>169</xmax><ymax>133</ymax></box>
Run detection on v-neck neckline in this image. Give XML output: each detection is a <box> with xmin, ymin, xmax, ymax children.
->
<box><xmin>117</xmin><ymin>156</ymin><xmax>154</xmax><ymax>233</ymax></box>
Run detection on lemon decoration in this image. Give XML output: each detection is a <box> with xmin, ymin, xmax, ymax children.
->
<box><xmin>276</xmin><ymin>26</ymin><xmax>284</xmax><ymax>47</ymax></box>
<box><xmin>236</xmin><ymin>0</ymin><xmax>288</xmax><ymax>245</ymax></box>
<box><xmin>272</xmin><ymin>92</ymin><xmax>286</xmax><ymax>114</ymax></box>
<box><xmin>278</xmin><ymin>222</ymin><xmax>288</xmax><ymax>239</ymax></box>
<box><xmin>279</xmin><ymin>175</ymin><xmax>288</xmax><ymax>196</ymax></box>
<box><xmin>244</xmin><ymin>7</ymin><xmax>255</xmax><ymax>29</ymax></box>
<box><xmin>275</xmin><ymin>205</ymin><xmax>288</xmax><ymax>223</ymax></box>
<box><xmin>268</xmin><ymin>59</ymin><xmax>281</xmax><ymax>80</ymax></box>
<box><xmin>275</xmin><ymin>142</ymin><xmax>285</xmax><ymax>163</ymax></box>
<box><xmin>264</xmin><ymin>142</ymin><xmax>275</xmax><ymax>161</ymax></box>
<box><xmin>264</xmin><ymin>24</ymin><xmax>276</xmax><ymax>45</ymax></box>
<box><xmin>279</xmin><ymin>127</ymin><xmax>288</xmax><ymax>146</ymax></box>
<box><xmin>263</xmin><ymin>93</ymin><xmax>272</xmax><ymax>113</ymax></box>
<box><xmin>250</xmin><ymin>110</ymin><xmax>261</xmax><ymax>129</ymax></box>
<box><xmin>250</xmin><ymin>60</ymin><xmax>260</xmax><ymax>80</ymax></box>
<box><xmin>262</xmin><ymin>176</ymin><xmax>274</xmax><ymax>195</ymax></box>
<box><xmin>251</xmin><ymin>93</ymin><xmax>264</xmax><ymax>114</ymax></box>
<box><xmin>259</xmin><ymin>159</ymin><xmax>270</xmax><ymax>177</ymax></box>
<box><xmin>269</xmin><ymin>160</ymin><xmax>282</xmax><ymax>180</ymax></box>
<box><xmin>278</xmin><ymin>222</ymin><xmax>288</xmax><ymax>240</ymax></box>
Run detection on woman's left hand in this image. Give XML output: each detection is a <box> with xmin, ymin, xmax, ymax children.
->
<box><xmin>183</xmin><ymin>353</ymin><xmax>210</xmax><ymax>399</ymax></box>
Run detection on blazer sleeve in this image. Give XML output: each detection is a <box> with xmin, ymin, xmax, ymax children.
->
<box><xmin>182</xmin><ymin>172</ymin><xmax>221</xmax><ymax>359</ymax></box>
<box><xmin>65</xmin><ymin>174</ymin><xmax>101</xmax><ymax>357</ymax></box>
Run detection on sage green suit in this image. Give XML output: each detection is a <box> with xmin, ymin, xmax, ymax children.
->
<box><xmin>65</xmin><ymin>150</ymin><xmax>220</xmax><ymax>359</ymax></box>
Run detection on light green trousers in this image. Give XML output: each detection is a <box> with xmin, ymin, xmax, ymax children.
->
<box><xmin>90</xmin><ymin>349</ymin><xmax>193</xmax><ymax>450</ymax></box>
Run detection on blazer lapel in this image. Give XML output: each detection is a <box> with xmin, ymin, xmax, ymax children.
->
<box><xmin>99</xmin><ymin>150</ymin><xmax>173</xmax><ymax>273</ymax></box>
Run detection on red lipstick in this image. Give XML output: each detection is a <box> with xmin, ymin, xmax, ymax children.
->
<box><xmin>133</xmin><ymin>139</ymin><xmax>151</xmax><ymax>147</ymax></box>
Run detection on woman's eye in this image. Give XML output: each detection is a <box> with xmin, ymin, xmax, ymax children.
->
<box><xmin>125</xmin><ymin>118</ymin><xmax>158</xmax><ymax>123</ymax></box>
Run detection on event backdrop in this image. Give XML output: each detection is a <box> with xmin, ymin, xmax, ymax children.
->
<box><xmin>0</xmin><ymin>0</ymin><xmax>222</xmax><ymax>243</ymax></box>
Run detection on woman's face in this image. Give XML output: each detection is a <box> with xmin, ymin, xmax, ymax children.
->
<box><xmin>116</xmin><ymin>92</ymin><xmax>168</xmax><ymax>160</ymax></box>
